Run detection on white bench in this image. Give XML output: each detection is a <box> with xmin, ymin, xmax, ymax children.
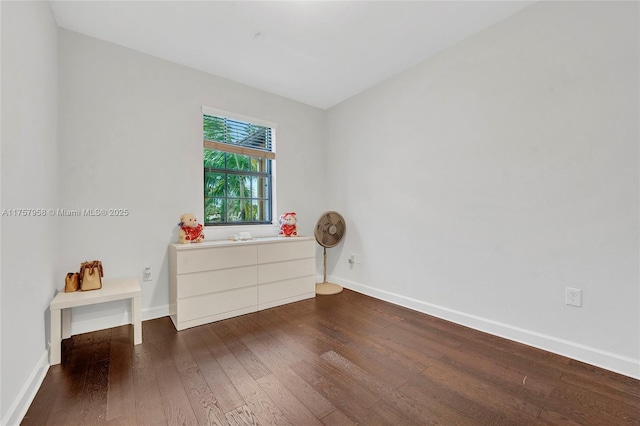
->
<box><xmin>49</xmin><ymin>278</ymin><xmax>142</xmax><ymax>365</ymax></box>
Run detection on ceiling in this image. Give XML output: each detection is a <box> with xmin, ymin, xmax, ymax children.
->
<box><xmin>49</xmin><ymin>1</ymin><xmax>534</xmax><ymax>110</ymax></box>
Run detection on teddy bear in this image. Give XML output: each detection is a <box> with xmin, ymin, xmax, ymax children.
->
<box><xmin>178</xmin><ymin>213</ymin><xmax>205</xmax><ymax>244</ymax></box>
<box><xmin>278</xmin><ymin>212</ymin><xmax>298</xmax><ymax>237</ymax></box>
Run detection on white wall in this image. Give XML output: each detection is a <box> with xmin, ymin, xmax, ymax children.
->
<box><xmin>326</xmin><ymin>1</ymin><xmax>639</xmax><ymax>378</ymax></box>
<box><xmin>1</xmin><ymin>2</ymin><xmax>59</xmax><ymax>424</ymax></box>
<box><xmin>57</xmin><ymin>29</ymin><xmax>327</xmax><ymax>334</ymax></box>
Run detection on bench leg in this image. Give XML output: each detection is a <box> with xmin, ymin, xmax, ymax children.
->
<box><xmin>50</xmin><ymin>308</ymin><xmax>61</xmax><ymax>365</ymax></box>
<box><xmin>62</xmin><ymin>308</ymin><xmax>71</xmax><ymax>339</ymax></box>
<box><xmin>132</xmin><ymin>295</ymin><xmax>142</xmax><ymax>345</ymax></box>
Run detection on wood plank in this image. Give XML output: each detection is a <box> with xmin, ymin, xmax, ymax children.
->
<box><xmin>79</xmin><ymin>359</ymin><xmax>110</xmax><ymax>424</ymax></box>
<box><xmin>225</xmin><ymin>405</ymin><xmax>260</xmax><ymax>426</ymax></box>
<box><xmin>147</xmin><ymin>346</ymin><xmax>199</xmax><ymax>425</ymax></box>
<box><xmin>563</xmin><ymin>358</ymin><xmax>640</xmax><ymax>399</ymax></box>
<box><xmin>258</xmin><ymin>322</ymin><xmax>390</xmax><ymax>410</ymax></box>
<box><xmin>72</xmin><ymin>328</ymin><xmax>113</xmax><ymax>363</ymax></box>
<box><xmin>398</xmin><ymin>380</ymin><xmax>497</xmax><ymax>425</ymax></box>
<box><xmin>408</xmin><ymin>362</ymin><xmax>543</xmax><ymax>423</ymax></box>
<box><xmin>319</xmin><ymin>349</ymin><xmax>446</xmax><ymax>425</ymax></box>
<box><xmin>542</xmin><ymin>380</ymin><xmax>640</xmax><ymax>425</ymax></box>
<box><xmin>284</xmin><ymin>316</ymin><xmax>417</xmax><ymax>389</ymax></box>
<box><xmin>106</xmin><ymin>326</ymin><xmax>136</xmax><ymax>423</ymax></box>
<box><xmin>142</xmin><ymin>316</ymin><xmax>180</xmax><ymax>342</ymax></box>
<box><xmin>362</xmin><ymin>399</ymin><xmax>421</xmax><ymax>426</ymax></box>
<box><xmin>178</xmin><ymin>365</ymin><xmax>228</xmax><ymax>426</ymax></box>
<box><xmin>289</xmin><ymin>358</ymin><xmax>377</xmax><ymax>425</ymax></box>
<box><xmin>319</xmin><ymin>409</ymin><xmax>357</xmax><ymax>426</ymax></box>
<box><xmin>269</xmin><ymin>305</ymin><xmax>426</xmax><ymax>381</ymax></box>
<box><xmin>211</xmin><ymin>321</ymin><xmax>271</xmax><ymax>380</ymax></box>
<box><xmin>145</xmin><ymin>330</ymin><xmax>197</xmax><ymax>371</ymax></box>
<box><xmin>181</xmin><ymin>327</ymin><xmax>246</xmax><ymax>413</ymax></box>
<box><xmin>226</xmin><ymin>315</ymin><xmax>336</xmax><ymax>418</ymax></box>
<box><xmin>23</xmin><ymin>289</ymin><xmax>640</xmax><ymax>426</ymax></box>
<box><xmin>256</xmin><ymin>373</ymin><xmax>323</xmax><ymax>426</ymax></box>
<box><xmin>208</xmin><ymin>327</ymin><xmax>291</xmax><ymax>426</ymax></box>
<box><xmin>44</xmin><ymin>331</ymin><xmax>111</xmax><ymax>425</ymax></box>
<box><xmin>132</xmin><ymin>343</ymin><xmax>168</xmax><ymax>425</ymax></box>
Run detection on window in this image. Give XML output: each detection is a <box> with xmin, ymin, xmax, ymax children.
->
<box><xmin>203</xmin><ymin>110</ymin><xmax>275</xmax><ymax>226</ymax></box>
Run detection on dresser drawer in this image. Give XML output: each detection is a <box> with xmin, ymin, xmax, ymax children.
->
<box><xmin>258</xmin><ymin>258</ymin><xmax>315</xmax><ymax>284</ymax></box>
<box><xmin>176</xmin><ymin>245</ymin><xmax>255</xmax><ymax>274</ymax></box>
<box><xmin>257</xmin><ymin>240</ymin><xmax>315</xmax><ymax>264</ymax></box>
<box><xmin>258</xmin><ymin>276</ymin><xmax>315</xmax><ymax>309</ymax></box>
<box><xmin>177</xmin><ymin>265</ymin><xmax>257</xmax><ymax>298</ymax></box>
<box><xmin>177</xmin><ymin>286</ymin><xmax>257</xmax><ymax>322</ymax></box>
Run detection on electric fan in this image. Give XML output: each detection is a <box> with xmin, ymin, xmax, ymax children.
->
<box><xmin>315</xmin><ymin>211</ymin><xmax>346</xmax><ymax>295</ymax></box>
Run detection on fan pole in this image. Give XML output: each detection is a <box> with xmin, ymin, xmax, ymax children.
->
<box><xmin>323</xmin><ymin>247</ymin><xmax>327</xmax><ymax>283</ymax></box>
<box><xmin>316</xmin><ymin>246</ymin><xmax>343</xmax><ymax>295</ymax></box>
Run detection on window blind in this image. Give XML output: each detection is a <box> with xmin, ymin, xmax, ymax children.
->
<box><xmin>203</xmin><ymin>114</ymin><xmax>275</xmax><ymax>160</ymax></box>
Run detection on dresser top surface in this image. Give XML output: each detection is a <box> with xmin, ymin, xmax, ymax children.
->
<box><xmin>170</xmin><ymin>235</ymin><xmax>314</xmax><ymax>250</ymax></box>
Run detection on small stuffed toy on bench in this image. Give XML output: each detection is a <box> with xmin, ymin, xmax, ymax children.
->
<box><xmin>178</xmin><ymin>213</ymin><xmax>205</xmax><ymax>244</ymax></box>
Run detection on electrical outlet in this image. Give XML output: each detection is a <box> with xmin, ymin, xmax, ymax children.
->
<box><xmin>566</xmin><ymin>287</ymin><xmax>582</xmax><ymax>307</ymax></box>
<box><xmin>143</xmin><ymin>266</ymin><xmax>152</xmax><ymax>282</ymax></box>
<box><xmin>348</xmin><ymin>254</ymin><xmax>356</xmax><ymax>264</ymax></box>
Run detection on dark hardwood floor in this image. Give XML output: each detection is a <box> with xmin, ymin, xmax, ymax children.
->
<box><xmin>23</xmin><ymin>289</ymin><xmax>639</xmax><ymax>425</ymax></box>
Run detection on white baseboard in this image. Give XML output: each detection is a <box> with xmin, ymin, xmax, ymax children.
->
<box><xmin>142</xmin><ymin>304</ymin><xmax>170</xmax><ymax>321</ymax></box>
<box><xmin>331</xmin><ymin>275</ymin><xmax>640</xmax><ymax>380</ymax></box>
<box><xmin>2</xmin><ymin>350</ymin><xmax>49</xmax><ymax>426</ymax></box>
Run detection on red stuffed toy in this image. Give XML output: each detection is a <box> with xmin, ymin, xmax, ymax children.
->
<box><xmin>178</xmin><ymin>213</ymin><xmax>205</xmax><ymax>243</ymax></box>
<box><xmin>278</xmin><ymin>212</ymin><xmax>298</xmax><ymax>237</ymax></box>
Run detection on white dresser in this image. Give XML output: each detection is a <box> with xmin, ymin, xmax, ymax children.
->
<box><xmin>169</xmin><ymin>236</ymin><xmax>316</xmax><ymax>331</ymax></box>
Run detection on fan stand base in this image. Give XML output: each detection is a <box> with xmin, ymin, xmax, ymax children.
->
<box><xmin>316</xmin><ymin>282</ymin><xmax>343</xmax><ymax>295</ymax></box>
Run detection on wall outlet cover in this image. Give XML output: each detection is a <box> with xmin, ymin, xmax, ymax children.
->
<box><xmin>566</xmin><ymin>287</ymin><xmax>582</xmax><ymax>307</ymax></box>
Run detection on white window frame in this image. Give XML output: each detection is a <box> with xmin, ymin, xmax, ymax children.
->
<box><xmin>202</xmin><ymin>106</ymin><xmax>278</xmax><ymax>227</ymax></box>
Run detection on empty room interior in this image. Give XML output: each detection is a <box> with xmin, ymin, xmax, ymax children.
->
<box><xmin>1</xmin><ymin>1</ymin><xmax>639</xmax><ymax>425</ymax></box>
